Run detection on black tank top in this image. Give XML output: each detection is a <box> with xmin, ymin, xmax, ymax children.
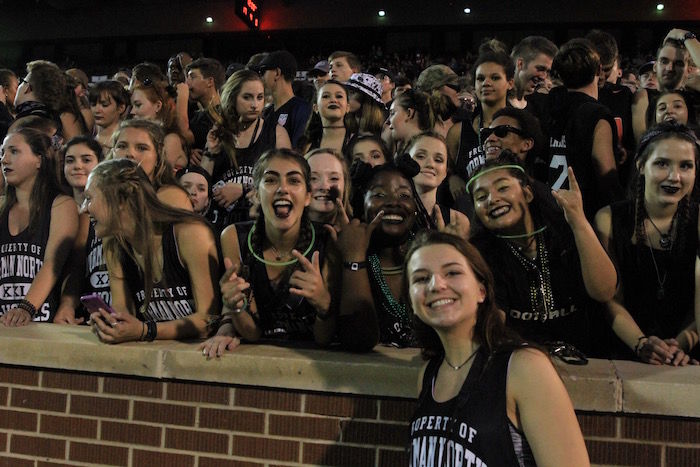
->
<box><xmin>212</xmin><ymin>117</ymin><xmax>278</xmax><ymax>224</ymax></box>
<box><xmin>235</xmin><ymin>220</ymin><xmax>329</xmax><ymax>340</ymax></box>
<box><xmin>85</xmin><ymin>220</ymin><xmax>111</xmax><ymax>305</ymax></box>
<box><xmin>455</xmin><ymin>118</ymin><xmax>485</xmax><ymax>181</ymax></box>
<box><xmin>122</xmin><ymin>225</ymin><xmax>195</xmax><ymax>322</ymax></box>
<box><xmin>610</xmin><ymin>201</ymin><xmax>696</xmax><ymax>345</ymax></box>
<box><xmin>409</xmin><ymin>348</ymin><xmax>534</xmax><ymax>467</ymax></box>
<box><xmin>0</xmin><ymin>194</ymin><xmax>60</xmax><ymax>321</ymax></box>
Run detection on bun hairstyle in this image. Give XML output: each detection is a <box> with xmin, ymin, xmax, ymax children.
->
<box><xmin>474</xmin><ymin>39</ymin><xmax>515</xmax><ymax>81</ymax></box>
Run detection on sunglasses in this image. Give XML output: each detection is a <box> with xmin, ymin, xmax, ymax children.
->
<box><xmin>479</xmin><ymin>125</ymin><xmax>526</xmax><ymax>143</ymax></box>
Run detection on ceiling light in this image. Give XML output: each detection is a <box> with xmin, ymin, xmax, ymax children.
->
<box><xmin>464</xmin><ymin>8</ymin><xmax>471</xmax><ymax>14</ymax></box>
<box><xmin>205</xmin><ymin>16</ymin><xmax>214</xmax><ymax>23</ymax></box>
<box><xmin>656</xmin><ymin>3</ymin><xmax>664</xmax><ymax>10</ymax></box>
<box><xmin>378</xmin><ymin>10</ymin><xmax>386</xmax><ymax>17</ymax></box>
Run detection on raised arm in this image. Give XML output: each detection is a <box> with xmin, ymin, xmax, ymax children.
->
<box><xmin>552</xmin><ymin>169</ymin><xmax>616</xmax><ymax>302</ymax></box>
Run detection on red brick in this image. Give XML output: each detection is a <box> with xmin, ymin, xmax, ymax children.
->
<box><xmin>586</xmin><ymin>439</ymin><xmax>661</xmax><ymax>466</ymax></box>
<box><xmin>235</xmin><ymin>387</ymin><xmax>301</xmax><ymax>412</ymax></box>
<box><xmin>303</xmin><ymin>442</ymin><xmax>375</xmax><ymax>467</ymax></box>
<box><xmin>379</xmin><ymin>448</ymin><xmax>409</xmax><ymax>467</ymax></box>
<box><xmin>269</xmin><ymin>414</ymin><xmax>340</xmax><ymax>441</ymax></box>
<box><xmin>69</xmin><ymin>441</ymin><xmax>129</xmax><ymax>466</ymax></box>
<box><xmin>133</xmin><ymin>400</ymin><xmax>195</xmax><ymax>426</ymax></box>
<box><xmin>667</xmin><ymin>446</ymin><xmax>700</xmax><ymax>465</ymax></box>
<box><xmin>40</xmin><ymin>414</ymin><xmax>97</xmax><ymax>439</ymax></box>
<box><xmin>341</xmin><ymin>420</ymin><xmax>408</xmax><ymax>447</ymax></box>
<box><xmin>0</xmin><ymin>457</ymin><xmax>34</xmax><ymax>467</ymax></box>
<box><xmin>199</xmin><ymin>459</ymin><xmax>263</xmax><ymax>467</ymax></box>
<box><xmin>101</xmin><ymin>420</ymin><xmax>162</xmax><ymax>446</ymax></box>
<box><xmin>232</xmin><ymin>435</ymin><xmax>299</xmax><ymax>462</ymax></box>
<box><xmin>37</xmin><ymin>463</ymin><xmax>83</xmax><ymax>467</ymax></box>
<box><xmin>577</xmin><ymin>413</ymin><xmax>617</xmax><ymax>437</ymax></box>
<box><xmin>306</xmin><ymin>393</ymin><xmax>377</xmax><ymax>418</ymax></box>
<box><xmin>199</xmin><ymin>408</ymin><xmax>265</xmax><ymax>433</ymax></box>
<box><xmin>0</xmin><ymin>366</ymin><xmax>38</xmax><ymax>386</ymax></box>
<box><xmin>0</xmin><ymin>409</ymin><xmax>37</xmax><ymax>432</ymax></box>
<box><xmin>11</xmin><ymin>388</ymin><xmax>66</xmax><ymax>413</ymax></box>
<box><xmin>10</xmin><ymin>434</ymin><xmax>66</xmax><ymax>459</ymax></box>
<box><xmin>132</xmin><ymin>449</ymin><xmax>194</xmax><ymax>466</ymax></box>
<box><xmin>70</xmin><ymin>394</ymin><xmax>129</xmax><ymax>419</ymax></box>
<box><xmin>0</xmin><ymin>387</ymin><xmax>7</xmax><ymax>405</ymax></box>
<box><xmin>167</xmin><ymin>381</ymin><xmax>230</xmax><ymax>405</ymax></box>
<box><xmin>102</xmin><ymin>376</ymin><xmax>163</xmax><ymax>398</ymax></box>
<box><xmin>379</xmin><ymin>398</ymin><xmax>416</xmax><ymax>422</ymax></box>
<box><xmin>42</xmin><ymin>371</ymin><xmax>98</xmax><ymax>392</ymax></box>
<box><xmin>621</xmin><ymin>416</ymin><xmax>700</xmax><ymax>443</ymax></box>
<box><xmin>165</xmin><ymin>428</ymin><xmax>229</xmax><ymax>454</ymax></box>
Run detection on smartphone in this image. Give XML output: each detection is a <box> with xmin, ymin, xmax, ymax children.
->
<box><xmin>80</xmin><ymin>293</ymin><xmax>116</xmax><ymax>315</ymax></box>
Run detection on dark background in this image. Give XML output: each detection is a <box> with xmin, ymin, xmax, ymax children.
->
<box><xmin>1</xmin><ymin>0</ymin><xmax>699</xmax><ymax>74</ymax></box>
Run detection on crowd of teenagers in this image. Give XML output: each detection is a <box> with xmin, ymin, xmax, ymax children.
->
<box><xmin>1</xmin><ymin>26</ymin><xmax>700</xmax><ymax>466</ymax></box>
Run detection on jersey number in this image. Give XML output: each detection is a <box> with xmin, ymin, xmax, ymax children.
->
<box><xmin>549</xmin><ymin>155</ymin><xmax>569</xmax><ymax>190</ymax></box>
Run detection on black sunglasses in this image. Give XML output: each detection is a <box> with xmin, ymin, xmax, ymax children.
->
<box><xmin>479</xmin><ymin>124</ymin><xmax>526</xmax><ymax>143</ymax></box>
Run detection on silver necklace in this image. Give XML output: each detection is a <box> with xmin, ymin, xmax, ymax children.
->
<box><xmin>443</xmin><ymin>347</ymin><xmax>479</xmax><ymax>371</ymax></box>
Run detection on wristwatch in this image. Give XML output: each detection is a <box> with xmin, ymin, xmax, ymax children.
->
<box><xmin>684</xmin><ymin>31</ymin><xmax>697</xmax><ymax>42</ymax></box>
<box><xmin>343</xmin><ymin>261</ymin><xmax>367</xmax><ymax>271</ymax></box>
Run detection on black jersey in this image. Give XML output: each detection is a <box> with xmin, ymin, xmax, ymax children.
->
<box><xmin>262</xmin><ymin>96</ymin><xmax>312</xmax><ymax>149</ymax></box>
<box><xmin>235</xmin><ymin>221</ymin><xmax>329</xmax><ymax>340</ymax></box>
<box><xmin>121</xmin><ymin>225</ymin><xmax>196</xmax><ymax>322</ymax></box>
<box><xmin>409</xmin><ymin>348</ymin><xmax>534</xmax><ymax>467</ymax></box>
<box><xmin>0</xmin><ymin>195</ymin><xmax>60</xmax><ymax>321</ymax></box>
<box><xmin>544</xmin><ymin>90</ymin><xmax>622</xmax><ymax>221</ymax></box>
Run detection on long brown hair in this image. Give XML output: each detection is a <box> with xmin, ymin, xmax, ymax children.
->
<box><xmin>1</xmin><ymin>128</ymin><xmax>62</xmax><ymax>234</ymax></box>
<box><xmin>404</xmin><ymin>230</ymin><xmax>523</xmax><ymax>359</ymax></box>
<box><xmin>90</xmin><ymin>158</ymin><xmax>204</xmax><ymax>314</ymax></box>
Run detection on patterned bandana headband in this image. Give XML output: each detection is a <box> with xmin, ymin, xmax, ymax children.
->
<box><xmin>465</xmin><ymin>164</ymin><xmax>526</xmax><ymax>194</ymax></box>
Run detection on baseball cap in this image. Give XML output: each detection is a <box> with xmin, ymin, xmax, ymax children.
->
<box><xmin>416</xmin><ymin>64</ymin><xmax>459</xmax><ymax>92</ymax></box>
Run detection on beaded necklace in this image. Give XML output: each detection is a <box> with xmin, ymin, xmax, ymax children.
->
<box><xmin>368</xmin><ymin>253</ymin><xmax>412</xmax><ymax>330</ymax></box>
<box><xmin>505</xmin><ymin>231</ymin><xmax>553</xmax><ymax>323</ymax></box>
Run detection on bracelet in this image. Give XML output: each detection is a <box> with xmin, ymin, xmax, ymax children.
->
<box><xmin>343</xmin><ymin>260</ymin><xmax>367</xmax><ymax>271</ymax></box>
<box><xmin>139</xmin><ymin>322</ymin><xmax>146</xmax><ymax>341</ymax></box>
<box><xmin>634</xmin><ymin>335</ymin><xmax>648</xmax><ymax>356</ymax></box>
<box><xmin>144</xmin><ymin>321</ymin><xmax>158</xmax><ymax>342</ymax></box>
<box><xmin>16</xmin><ymin>299</ymin><xmax>37</xmax><ymax>319</ymax></box>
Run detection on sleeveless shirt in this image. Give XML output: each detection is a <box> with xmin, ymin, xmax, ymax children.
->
<box><xmin>211</xmin><ymin>117</ymin><xmax>278</xmax><ymax>224</ymax></box>
<box><xmin>235</xmin><ymin>220</ymin><xmax>329</xmax><ymax>340</ymax></box>
<box><xmin>409</xmin><ymin>348</ymin><xmax>535</xmax><ymax>467</ymax></box>
<box><xmin>121</xmin><ymin>225</ymin><xmax>196</xmax><ymax>322</ymax></box>
<box><xmin>609</xmin><ymin>200</ymin><xmax>696</xmax><ymax>354</ymax></box>
<box><xmin>0</xmin><ymin>194</ymin><xmax>60</xmax><ymax>321</ymax></box>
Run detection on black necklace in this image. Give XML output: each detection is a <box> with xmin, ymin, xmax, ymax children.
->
<box><xmin>644</xmin><ymin>223</ymin><xmax>671</xmax><ymax>300</ymax></box>
<box><xmin>443</xmin><ymin>346</ymin><xmax>479</xmax><ymax>371</ymax></box>
<box><xmin>646</xmin><ymin>215</ymin><xmax>675</xmax><ymax>250</ymax></box>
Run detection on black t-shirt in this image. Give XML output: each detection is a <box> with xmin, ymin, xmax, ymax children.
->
<box><xmin>262</xmin><ymin>96</ymin><xmax>312</xmax><ymax>149</ymax></box>
<box><xmin>190</xmin><ymin>107</ymin><xmax>216</xmax><ymax>151</ymax></box>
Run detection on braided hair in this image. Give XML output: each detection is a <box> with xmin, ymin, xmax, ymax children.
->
<box><xmin>90</xmin><ymin>158</ymin><xmax>204</xmax><ymax>314</ymax></box>
<box><xmin>631</xmin><ymin>122</ymin><xmax>700</xmax><ymax>257</ymax></box>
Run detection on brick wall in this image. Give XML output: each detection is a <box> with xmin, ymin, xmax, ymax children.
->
<box><xmin>1</xmin><ymin>364</ymin><xmax>699</xmax><ymax>467</ymax></box>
